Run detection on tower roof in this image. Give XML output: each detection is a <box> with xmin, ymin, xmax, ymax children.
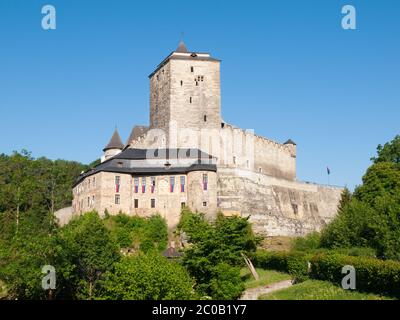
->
<box><xmin>176</xmin><ymin>40</ymin><xmax>188</xmax><ymax>53</ymax></box>
<box><xmin>284</xmin><ymin>139</ymin><xmax>297</xmax><ymax>146</ymax></box>
<box><xmin>103</xmin><ymin>128</ymin><xmax>124</xmax><ymax>152</ymax></box>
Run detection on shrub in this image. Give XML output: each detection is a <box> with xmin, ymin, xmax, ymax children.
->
<box><xmin>310</xmin><ymin>253</ymin><xmax>400</xmax><ymax>298</ymax></box>
<box><xmin>99</xmin><ymin>253</ymin><xmax>196</xmax><ymax>300</ymax></box>
<box><xmin>291</xmin><ymin>232</ymin><xmax>321</xmax><ymax>253</ymax></box>
<box><xmin>209</xmin><ymin>263</ymin><xmax>244</xmax><ymax>300</ymax></box>
<box><xmin>252</xmin><ymin>250</ymin><xmax>310</xmax><ymax>283</ymax></box>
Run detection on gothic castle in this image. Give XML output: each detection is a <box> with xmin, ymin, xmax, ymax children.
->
<box><xmin>72</xmin><ymin>42</ymin><xmax>342</xmax><ymax>236</ymax></box>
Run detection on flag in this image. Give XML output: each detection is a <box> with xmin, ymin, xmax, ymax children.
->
<box><xmin>327</xmin><ymin>167</ymin><xmax>331</xmax><ymax>175</ymax></box>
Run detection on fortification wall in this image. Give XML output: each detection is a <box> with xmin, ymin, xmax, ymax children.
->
<box><xmin>217</xmin><ymin>167</ymin><xmax>342</xmax><ymax>236</ymax></box>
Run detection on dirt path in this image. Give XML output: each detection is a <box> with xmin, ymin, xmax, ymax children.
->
<box><xmin>239</xmin><ymin>280</ymin><xmax>293</xmax><ymax>300</ymax></box>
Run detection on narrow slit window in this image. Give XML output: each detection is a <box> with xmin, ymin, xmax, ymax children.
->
<box><xmin>151</xmin><ymin>199</ymin><xmax>156</xmax><ymax>208</ymax></box>
<box><xmin>191</xmin><ymin>66</ymin><xmax>194</xmax><ymax>72</ymax></box>
<box><xmin>134</xmin><ymin>199</ymin><xmax>139</xmax><ymax>208</ymax></box>
<box><xmin>204</xmin><ymin>115</ymin><xmax>207</xmax><ymax>122</ymax></box>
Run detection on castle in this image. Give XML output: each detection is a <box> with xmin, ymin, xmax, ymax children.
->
<box><xmin>72</xmin><ymin>41</ymin><xmax>342</xmax><ymax>236</ymax></box>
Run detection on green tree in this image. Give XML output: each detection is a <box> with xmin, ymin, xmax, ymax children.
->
<box><xmin>99</xmin><ymin>253</ymin><xmax>195</xmax><ymax>300</ymax></box>
<box><xmin>178</xmin><ymin>210</ymin><xmax>259</xmax><ymax>299</ymax></box>
<box><xmin>371</xmin><ymin>134</ymin><xmax>400</xmax><ymax>164</ymax></box>
<box><xmin>57</xmin><ymin>212</ymin><xmax>120</xmax><ymax>299</ymax></box>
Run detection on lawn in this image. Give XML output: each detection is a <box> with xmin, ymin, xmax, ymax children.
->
<box><xmin>259</xmin><ymin>279</ymin><xmax>393</xmax><ymax>300</ymax></box>
<box><xmin>241</xmin><ymin>267</ymin><xmax>292</xmax><ymax>289</ymax></box>
<box><xmin>0</xmin><ymin>280</ymin><xmax>7</xmax><ymax>299</ymax></box>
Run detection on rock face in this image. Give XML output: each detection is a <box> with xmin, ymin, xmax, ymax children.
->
<box><xmin>217</xmin><ymin>168</ymin><xmax>342</xmax><ymax>236</ymax></box>
<box><xmin>55</xmin><ymin>206</ymin><xmax>73</xmax><ymax>226</ymax></box>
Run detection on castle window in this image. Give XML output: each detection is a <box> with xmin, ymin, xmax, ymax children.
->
<box><xmin>203</xmin><ymin>201</ymin><xmax>207</xmax><ymax>207</ymax></box>
<box><xmin>134</xmin><ymin>177</ymin><xmax>139</xmax><ymax>193</ymax></box>
<box><xmin>180</xmin><ymin>176</ymin><xmax>185</xmax><ymax>192</ymax></box>
<box><xmin>151</xmin><ymin>199</ymin><xmax>156</xmax><ymax>208</ymax></box>
<box><xmin>115</xmin><ymin>194</ymin><xmax>120</xmax><ymax>205</ymax></box>
<box><xmin>196</xmin><ymin>81</ymin><xmax>198</xmax><ymax>86</ymax></box>
<box><xmin>180</xmin><ymin>80</ymin><xmax>183</xmax><ymax>86</ymax></box>
<box><xmin>170</xmin><ymin>176</ymin><xmax>175</xmax><ymax>192</ymax></box>
<box><xmin>115</xmin><ymin>176</ymin><xmax>121</xmax><ymax>193</ymax></box>
<box><xmin>233</xmin><ymin>156</ymin><xmax>236</xmax><ymax>165</ymax></box>
<box><xmin>191</xmin><ymin>66</ymin><xmax>194</xmax><ymax>72</ymax></box>
<box><xmin>150</xmin><ymin>176</ymin><xmax>156</xmax><ymax>193</ymax></box>
<box><xmin>92</xmin><ymin>196</ymin><xmax>95</xmax><ymax>206</ymax></box>
<box><xmin>203</xmin><ymin>174</ymin><xmax>208</xmax><ymax>191</ymax></box>
<box><xmin>93</xmin><ymin>177</ymin><xmax>96</xmax><ymax>187</ymax></box>
<box><xmin>142</xmin><ymin>177</ymin><xmax>146</xmax><ymax>193</ymax></box>
<box><xmin>87</xmin><ymin>197</ymin><xmax>90</xmax><ymax>207</ymax></box>
<box><xmin>292</xmin><ymin>203</ymin><xmax>298</xmax><ymax>215</ymax></box>
<box><xmin>259</xmin><ymin>167</ymin><xmax>262</xmax><ymax>173</ymax></box>
<box><xmin>190</xmin><ymin>97</ymin><xmax>192</xmax><ymax>103</ymax></box>
<box><xmin>201</xmin><ymin>76</ymin><xmax>204</xmax><ymax>81</ymax></box>
<box><xmin>134</xmin><ymin>199</ymin><xmax>139</xmax><ymax>208</ymax></box>
<box><xmin>181</xmin><ymin>202</ymin><xmax>186</xmax><ymax>209</ymax></box>
<box><xmin>156</xmin><ymin>75</ymin><xmax>159</xmax><ymax>80</ymax></box>
<box><xmin>88</xmin><ymin>179</ymin><xmax>91</xmax><ymax>189</ymax></box>
<box><xmin>204</xmin><ymin>115</ymin><xmax>207</xmax><ymax>122</ymax></box>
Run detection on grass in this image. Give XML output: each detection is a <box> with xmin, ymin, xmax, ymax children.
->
<box><xmin>0</xmin><ymin>280</ymin><xmax>7</xmax><ymax>299</ymax></box>
<box><xmin>260</xmin><ymin>236</ymin><xmax>293</xmax><ymax>252</ymax></box>
<box><xmin>241</xmin><ymin>267</ymin><xmax>292</xmax><ymax>289</ymax></box>
<box><xmin>259</xmin><ymin>279</ymin><xmax>394</xmax><ymax>300</ymax></box>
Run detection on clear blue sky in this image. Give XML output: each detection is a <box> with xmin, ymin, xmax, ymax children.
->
<box><xmin>0</xmin><ymin>0</ymin><xmax>399</xmax><ymax>189</ymax></box>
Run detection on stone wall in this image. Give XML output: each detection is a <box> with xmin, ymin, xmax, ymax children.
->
<box><xmin>72</xmin><ymin>170</ymin><xmax>217</xmax><ymax>230</ymax></box>
<box><xmin>217</xmin><ymin>167</ymin><xmax>342</xmax><ymax>236</ymax></box>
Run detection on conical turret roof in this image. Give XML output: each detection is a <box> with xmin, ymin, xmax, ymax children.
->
<box><xmin>103</xmin><ymin>128</ymin><xmax>124</xmax><ymax>152</ymax></box>
<box><xmin>176</xmin><ymin>40</ymin><xmax>188</xmax><ymax>53</ymax></box>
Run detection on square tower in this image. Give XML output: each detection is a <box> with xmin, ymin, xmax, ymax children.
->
<box><xmin>149</xmin><ymin>42</ymin><xmax>222</xmax><ymax>139</ymax></box>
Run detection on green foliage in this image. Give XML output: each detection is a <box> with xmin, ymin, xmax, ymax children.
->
<box><xmin>310</xmin><ymin>253</ymin><xmax>400</xmax><ymax>298</ymax></box>
<box><xmin>99</xmin><ymin>253</ymin><xmax>195</xmax><ymax>300</ymax></box>
<box><xmin>104</xmin><ymin>213</ymin><xmax>168</xmax><ymax>252</ymax></box>
<box><xmin>291</xmin><ymin>232</ymin><xmax>321</xmax><ymax>252</ymax></box>
<box><xmin>371</xmin><ymin>134</ymin><xmax>400</xmax><ymax>164</ymax></box>
<box><xmin>56</xmin><ymin>212</ymin><xmax>120</xmax><ymax>299</ymax></box>
<box><xmin>178</xmin><ymin>210</ymin><xmax>259</xmax><ymax>299</ymax></box>
<box><xmin>354</xmin><ymin>162</ymin><xmax>400</xmax><ymax>206</ymax></box>
<box><xmin>209</xmin><ymin>263</ymin><xmax>244</xmax><ymax>300</ymax></box>
<box><xmin>260</xmin><ymin>279</ymin><xmax>391</xmax><ymax>300</ymax></box>
<box><xmin>252</xmin><ymin>250</ymin><xmax>310</xmax><ymax>283</ymax></box>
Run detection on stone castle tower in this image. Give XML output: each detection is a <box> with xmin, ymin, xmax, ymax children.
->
<box><xmin>148</xmin><ymin>41</ymin><xmax>221</xmax><ymax>146</ymax></box>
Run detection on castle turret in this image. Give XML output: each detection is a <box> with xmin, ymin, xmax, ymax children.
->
<box><xmin>102</xmin><ymin>128</ymin><xmax>124</xmax><ymax>162</ymax></box>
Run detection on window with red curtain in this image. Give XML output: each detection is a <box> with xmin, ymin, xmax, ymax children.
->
<box><xmin>170</xmin><ymin>176</ymin><xmax>175</xmax><ymax>193</ymax></box>
<box><xmin>180</xmin><ymin>176</ymin><xmax>185</xmax><ymax>192</ymax></box>
<box><xmin>142</xmin><ymin>177</ymin><xmax>146</xmax><ymax>193</ymax></box>
<box><xmin>115</xmin><ymin>176</ymin><xmax>121</xmax><ymax>193</ymax></box>
<box><xmin>134</xmin><ymin>177</ymin><xmax>139</xmax><ymax>193</ymax></box>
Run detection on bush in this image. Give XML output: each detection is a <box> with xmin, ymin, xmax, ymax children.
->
<box><xmin>252</xmin><ymin>250</ymin><xmax>310</xmax><ymax>283</ymax></box>
<box><xmin>291</xmin><ymin>232</ymin><xmax>321</xmax><ymax>253</ymax></box>
<box><xmin>104</xmin><ymin>213</ymin><xmax>168</xmax><ymax>253</ymax></box>
<box><xmin>310</xmin><ymin>253</ymin><xmax>400</xmax><ymax>298</ymax></box>
<box><xmin>99</xmin><ymin>253</ymin><xmax>196</xmax><ymax>300</ymax></box>
<box><xmin>209</xmin><ymin>263</ymin><xmax>244</xmax><ymax>300</ymax></box>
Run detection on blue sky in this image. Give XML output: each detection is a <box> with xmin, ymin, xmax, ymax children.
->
<box><xmin>0</xmin><ymin>0</ymin><xmax>399</xmax><ymax>189</ymax></box>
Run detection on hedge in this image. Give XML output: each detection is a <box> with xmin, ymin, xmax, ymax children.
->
<box><xmin>311</xmin><ymin>253</ymin><xmax>400</xmax><ymax>298</ymax></box>
<box><xmin>252</xmin><ymin>250</ymin><xmax>310</xmax><ymax>283</ymax></box>
<box><xmin>253</xmin><ymin>250</ymin><xmax>400</xmax><ymax>298</ymax></box>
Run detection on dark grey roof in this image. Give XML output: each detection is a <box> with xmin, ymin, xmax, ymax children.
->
<box><xmin>149</xmin><ymin>52</ymin><xmax>220</xmax><ymax>78</ymax></box>
<box><xmin>176</xmin><ymin>41</ymin><xmax>188</xmax><ymax>53</ymax></box>
<box><xmin>284</xmin><ymin>139</ymin><xmax>297</xmax><ymax>145</ymax></box>
<box><xmin>125</xmin><ymin>125</ymin><xmax>149</xmax><ymax>146</ymax></box>
<box><xmin>74</xmin><ymin>148</ymin><xmax>217</xmax><ymax>187</ymax></box>
<box><xmin>116</xmin><ymin>148</ymin><xmax>213</xmax><ymax>160</ymax></box>
<box><xmin>104</xmin><ymin>128</ymin><xmax>124</xmax><ymax>151</ymax></box>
